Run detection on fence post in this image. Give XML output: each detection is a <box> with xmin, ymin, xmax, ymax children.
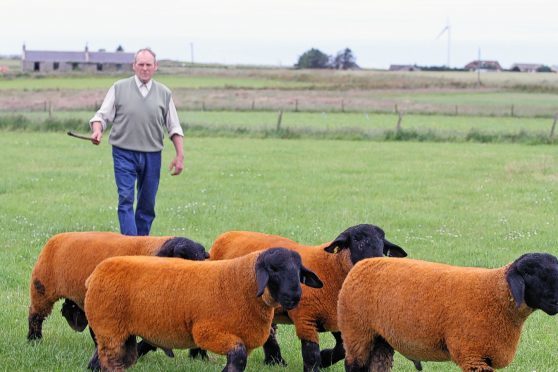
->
<box><xmin>550</xmin><ymin>114</ymin><xmax>557</xmax><ymax>139</ymax></box>
<box><xmin>294</xmin><ymin>99</ymin><xmax>298</xmax><ymax>112</ymax></box>
<box><xmin>341</xmin><ymin>100</ymin><xmax>345</xmax><ymax>112</ymax></box>
<box><xmin>251</xmin><ymin>100</ymin><xmax>255</xmax><ymax>110</ymax></box>
<box><xmin>48</xmin><ymin>101</ymin><xmax>52</xmax><ymax>118</ymax></box>
<box><xmin>276</xmin><ymin>110</ymin><xmax>283</xmax><ymax>131</ymax></box>
<box><xmin>455</xmin><ymin>105</ymin><xmax>458</xmax><ymax>116</ymax></box>
<box><xmin>396</xmin><ymin>111</ymin><xmax>403</xmax><ymax>132</ymax></box>
<box><xmin>511</xmin><ymin>104</ymin><xmax>514</xmax><ymax>117</ymax></box>
<box><xmin>202</xmin><ymin>101</ymin><xmax>206</xmax><ymax>111</ymax></box>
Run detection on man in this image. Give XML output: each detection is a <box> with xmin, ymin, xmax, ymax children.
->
<box><xmin>89</xmin><ymin>48</ymin><xmax>184</xmax><ymax>236</ymax></box>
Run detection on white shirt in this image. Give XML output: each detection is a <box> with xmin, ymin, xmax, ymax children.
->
<box><xmin>89</xmin><ymin>75</ymin><xmax>183</xmax><ymax>138</ymax></box>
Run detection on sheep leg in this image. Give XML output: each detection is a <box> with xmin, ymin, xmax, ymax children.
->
<box><xmin>222</xmin><ymin>344</ymin><xmax>247</xmax><ymax>372</ymax></box>
<box><xmin>27</xmin><ymin>312</ymin><xmax>46</xmax><ymax>341</ymax></box>
<box><xmin>319</xmin><ymin>331</ymin><xmax>345</xmax><ymax>368</ymax></box>
<box><xmin>27</xmin><ymin>280</ymin><xmax>55</xmax><ymax>341</ymax></box>
<box><xmin>368</xmin><ymin>337</ymin><xmax>394</xmax><ymax>372</ymax></box>
<box><xmin>301</xmin><ymin>339</ymin><xmax>321</xmax><ymax>372</ymax></box>
<box><xmin>189</xmin><ymin>347</ymin><xmax>209</xmax><ymax>360</ymax></box>
<box><xmin>136</xmin><ymin>339</ymin><xmax>175</xmax><ymax>358</ymax></box>
<box><xmin>136</xmin><ymin>339</ymin><xmax>156</xmax><ymax>357</ymax></box>
<box><xmin>87</xmin><ymin>348</ymin><xmax>101</xmax><ymax>371</ymax></box>
<box><xmin>97</xmin><ymin>335</ymin><xmax>138</xmax><ymax>371</ymax></box>
<box><xmin>263</xmin><ymin>323</ymin><xmax>287</xmax><ymax>366</ymax></box>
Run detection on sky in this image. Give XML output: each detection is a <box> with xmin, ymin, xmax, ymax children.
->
<box><xmin>2</xmin><ymin>0</ymin><xmax>558</xmax><ymax>69</ymax></box>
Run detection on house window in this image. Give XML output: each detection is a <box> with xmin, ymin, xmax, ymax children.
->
<box><xmin>53</xmin><ymin>62</ymin><xmax>59</xmax><ymax>70</ymax></box>
<box><xmin>116</xmin><ymin>64</ymin><xmax>122</xmax><ymax>71</ymax></box>
<box><xmin>96</xmin><ymin>63</ymin><xmax>103</xmax><ymax>71</ymax></box>
<box><xmin>72</xmin><ymin>63</ymin><xmax>79</xmax><ymax>71</ymax></box>
<box><xmin>34</xmin><ymin>62</ymin><xmax>40</xmax><ymax>71</ymax></box>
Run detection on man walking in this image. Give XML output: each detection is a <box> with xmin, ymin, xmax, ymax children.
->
<box><xmin>89</xmin><ymin>48</ymin><xmax>184</xmax><ymax>235</ymax></box>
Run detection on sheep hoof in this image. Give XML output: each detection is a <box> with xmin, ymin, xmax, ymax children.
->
<box><xmin>264</xmin><ymin>355</ymin><xmax>287</xmax><ymax>366</ymax></box>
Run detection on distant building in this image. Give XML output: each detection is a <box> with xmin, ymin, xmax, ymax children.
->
<box><xmin>389</xmin><ymin>64</ymin><xmax>421</xmax><ymax>72</ymax></box>
<box><xmin>510</xmin><ymin>63</ymin><xmax>543</xmax><ymax>72</ymax></box>
<box><xmin>464</xmin><ymin>60</ymin><xmax>502</xmax><ymax>71</ymax></box>
<box><xmin>552</xmin><ymin>65</ymin><xmax>558</xmax><ymax>73</ymax></box>
<box><xmin>21</xmin><ymin>45</ymin><xmax>134</xmax><ymax>73</ymax></box>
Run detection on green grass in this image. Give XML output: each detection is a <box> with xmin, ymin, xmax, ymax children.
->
<box><xmin>1</xmin><ymin>110</ymin><xmax>556</xmax><ymax>144</ymax></box>
<box><xmin>1</xmin><ymin>132</ymin><xmax>557</xmax><ymax>370</ymax></box>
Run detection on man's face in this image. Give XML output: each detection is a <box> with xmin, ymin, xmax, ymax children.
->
<box><xmin>133</xmin><ymin>51</ymin><xmax>158</xmax><ymax>83</ymax></box>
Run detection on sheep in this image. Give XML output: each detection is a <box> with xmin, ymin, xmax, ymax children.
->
<box><xmin>208</xmin><ymin>224</ymin><xmax>408</xmax><ymax>371</ymax></box>
<box><xmin>27</xmin><ymin>231</ymin><xmax>208</xmax><ymax>352</ymax></box>
<box><xmin>337</xmin><ymin>253</ymin><xmax>558</xmax><ymax>371</ymax></box>
<box><xmin>83</xmin><ymin>247</ymin><xmax>324</xmax><ymax>371</ymax></box>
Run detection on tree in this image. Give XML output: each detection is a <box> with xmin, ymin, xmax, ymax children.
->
<box><xmin>295</xmin><ymin>48</ymin><xmax>331</xmax><ymax>69</ymax></box>
<box><xmin>332</xmin><ymin>48</ymin><xmax>358</xmax><ymax>70</ymax></box>
<box><xmin>536</xmin><ymin>65</ymin><xmax>552</xmax><ymax>73</ymax></box>
<box><xmin>116</xmin><ymin>45</ymin><xmax>124</xmax><ymax>52</ymax></box>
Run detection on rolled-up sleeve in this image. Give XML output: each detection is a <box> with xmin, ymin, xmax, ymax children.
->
<box><xmin>89</xmin><ymin>85</ymin><xmax>116</xmax><ymax>131</ymax></box>
<box><xmin>166</xmin><ymin>97</ymin><xmax>184</xmax><ymax>138</ymax></box>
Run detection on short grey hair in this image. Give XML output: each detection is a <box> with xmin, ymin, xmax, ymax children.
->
<box><xmin>134</xmin><ymin>48</ymin><xmax>157</xmax><ymax>63</ymax></box>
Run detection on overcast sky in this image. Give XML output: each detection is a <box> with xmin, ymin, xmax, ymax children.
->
<box><xmin>3</xmin><ymin>0</ymin><xmax>558</xmax><ymax>69</ymax></box>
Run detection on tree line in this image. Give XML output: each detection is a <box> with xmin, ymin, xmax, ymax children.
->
<box><xmin>295</xmin><ymin>48</ymin><xmax>358</xmax><ymax>69</ymax></box>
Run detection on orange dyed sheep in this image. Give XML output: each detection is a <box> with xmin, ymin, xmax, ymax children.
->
<box><xmin>84</xmin><ymin>248</ymin><xmax>323</xmax><ymax>371</ymax></box>
<box><xmin>28</xmin><ymin>231</ymin><xmax>207</xmax><ymax>343</ymax></box>
<box><xmin>338</xmin><ymin>253</ymin><xmax>558</xmax><ymax>371</ymax></box>
<box><xmin>208</xmin><ymin>224</ymin><xmax>408</xmax><ymax>371</ymax></box>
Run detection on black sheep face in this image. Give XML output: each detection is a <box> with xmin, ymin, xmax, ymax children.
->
<box><xmin>61</xmin><ymin>299</ymin><xmax>88</xmax><ymax>332</ymax></box>
<box><xmin>507</xmin><ymin>253</ymin><xmax>558</xmax><ymax>315</ymax></box>
<box><xmin>255</xmin><ymin>248</ymin><xmax>323</xmax><ymax>310</ymax></box>
<box><xmin>323</xmin><ymin>224</ymin><xmax>407</xmax><ymax>265</ymax></box>
<box><xmin>156</xmin><ymin>237</ymin><xmax>209</xmax><ymax>260</ymax></box>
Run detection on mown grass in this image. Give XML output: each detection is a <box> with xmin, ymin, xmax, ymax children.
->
<box><xmin>1</xmin><ymin>132</ymin><xmax>557</xmax><ymax>371</ymax></box>
<box><xmin>1</xmin><ymin>110</ymin><xmax>556</xmax><ymax>144</ymax></box>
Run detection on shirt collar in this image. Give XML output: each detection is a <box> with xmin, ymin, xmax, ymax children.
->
<box><xmin>134</xmin><ymin>75</ymin><xmax>153</xmax><ymax>90</ymax></box>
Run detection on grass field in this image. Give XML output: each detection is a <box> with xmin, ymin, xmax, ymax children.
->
<box><xmin>1</xmin><ymin>132</ymin><xmax>557</xmax><ymax>371</ymax></box>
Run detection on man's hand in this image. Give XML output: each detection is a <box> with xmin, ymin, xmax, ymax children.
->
<box><xmin>169</xmin><ymin>155</ymin><xmax>184</xmax><ymax>176</ymax></box>
<box><xmin>91</xmin><ymin>122</ymin><xmax>103</xmax><ymax>145</ymax></box>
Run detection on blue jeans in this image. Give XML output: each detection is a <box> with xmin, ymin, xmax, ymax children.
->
<box><xmin>112</xmin><ymin>146</ymin><xmax>161</xmax><ymax>236</ymax></box>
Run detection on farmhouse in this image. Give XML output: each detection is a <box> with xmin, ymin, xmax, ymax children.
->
<box><xmin>21</xmin><ymin>45</ymin><xmax>134</xmax><ymax>73</ymax></box>
<box><xmin>464</xmin><ymin>60</ymin><xmax>502</xmax><ymax>72</ymax></box>
<box><xmin>389</xmin><ymin>64</ymin><xmax>421</xmax><ymax>72</ymax></box>
<box><xmin>510</xmin><ymin>63</ymin><xmax>543</xmax><ymax>73</ymax></box>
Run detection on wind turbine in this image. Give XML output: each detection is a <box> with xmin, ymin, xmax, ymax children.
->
<box><xmin>436</xmin><ymin>19</ymin><xmax>451</xmax><ymax>68</ymax></box>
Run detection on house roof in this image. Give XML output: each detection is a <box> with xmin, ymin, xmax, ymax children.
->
<box><xmin>464</xmin><ymin>60</ymin><xmax>502</xmax><ymax>70</ymax></box>
<box><xmin>23</xmin><ymin>49</ymin><xmax>134</xmax><ymax>64</ymax></box>
<box><xmin>24</xmin><ymin>50</ymin><xmax>87</xmax><ymax>62</ymax></box>
<box><xmin>89</xmin><ymin>51</ymin><xmax>134</xmax><ymax>63</ymax></box>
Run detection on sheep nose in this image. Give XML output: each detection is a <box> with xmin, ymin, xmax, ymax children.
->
<box><xmin>282</xmin><ymin>295</ymin><xmax>301</xmax><ymax>310</ymax></box>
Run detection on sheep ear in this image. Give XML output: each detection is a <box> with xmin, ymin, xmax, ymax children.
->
<box><xmin>384</xmin><ymin>239</ymin><xmax>407</xmax><ymax>257</ymax></box>
<box><xmin>204</xmin><ymin>251</ymin><xmax>210</xmax><ymax>259</ymax></box>
<box><xmin>255</xmin><ymin>265</ymin><xmax>269</xmax><ymax>297</ymax></box>
<box><xmin>324</xmin><ymin>234</ymin><xmax>349</xmax><ymax>254</ymax></box>
<box><xmin>156</xmin><ymin>238</ymin><xmax>175</xmax><ymax>257</ymax></box>
<box><xmin>300</xmin><ymin>265</ymin><xmax>323</xmax><ymax>289</ymax></box>
<box><xmin>506</xmin><ymin>268</ymin><xmax>525</xmax><ymax>308</ymax></box>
